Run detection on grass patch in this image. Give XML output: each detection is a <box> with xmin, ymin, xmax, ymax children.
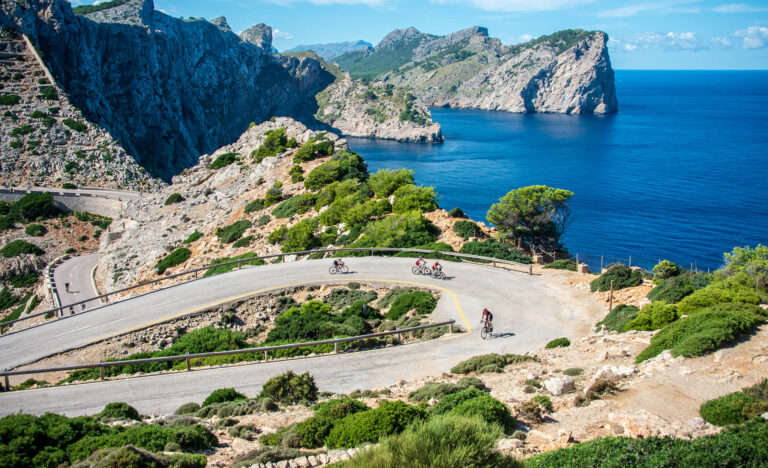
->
<box><xmin>155</xmin><ymin>247</ymin><xmax>191</xmax><ymax>274</ymax></box>
<box><xmin>451</xmin><ymin>353</ymin><xmax>536</xmax><ymax>374</ymax></box>
<box><xmin>183</xmin><ymin>229</ymin><xmax>203</xmax><ymax>244</ymax></box>
<box><xmin>544</xmin><ymin>259</ymin><xmax>577</xmax><ymax>271</ymax></box>
<box><xmin>216</xmin><ymin>219</ymin><xmax>251</xmax><ymax>243</ymax></box>
<box><xmin>545</xmin><ymin>337</ymin><xmax>570</xmax><ymax>348</ymax></box>
<box><xmin>209</xmin><ymin>152</ymin><xmax>238</xmax><ymax>169</ymax></box>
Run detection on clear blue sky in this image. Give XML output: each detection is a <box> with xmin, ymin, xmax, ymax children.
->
<box><xmin>75</xmin><ymin>0</ymin><xmax>768</xmax><ymax>69</ymax></box>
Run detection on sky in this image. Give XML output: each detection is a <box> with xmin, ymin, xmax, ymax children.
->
<box><xmin>74</xmin><ymin>0</ymin><xmax>768</xmax><ymax>69</ymax></box>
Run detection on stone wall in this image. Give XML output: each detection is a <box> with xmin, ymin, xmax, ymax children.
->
<box><xmin>0</xmin><ymin>189</ymin><xmax>126</xmax><ymax>218</ymax></box>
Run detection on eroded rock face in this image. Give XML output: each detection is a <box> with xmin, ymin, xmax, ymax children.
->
<box><xmin>0</xmin><ymin>0</ymin><xmax>335</xmax><ymax>180</ymax></box>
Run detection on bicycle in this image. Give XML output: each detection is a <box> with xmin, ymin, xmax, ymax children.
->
<box><xmin>480</xmin><ymin>320</ymin><xmax>493</xmax><ymax>339</ymax></box>
<box><xmin>329</xmin><ymin>263</ymin><xmax>349</xmax><ymax>274</ymax></box>
<box><xmin>430</xmin><ymin>268</ymin><xmax>445</xmax><ymax>280</ymax></box>
<box><xmin>411</xmin><ymin>264</ymin><xmax>431</xmax><ymax>275</ymax></box>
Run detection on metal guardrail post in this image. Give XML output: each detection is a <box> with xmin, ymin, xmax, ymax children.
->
<box><xmin>529</xmin><ymin>265</ymin><xmax>533</xmax><ymax>275</ymax></box>
<box><xmin>4</xmin><ymin>374</ymin><xmax>8</xmax><ymax>391</ymax></box>
<box><xmin>99</xmin><ymin>363</ymin><xmax>104</xmax><ymax>381</ymax></box>
<box><xmin>186</xmin><ymin>353</ymin><xmax>191</xmax><ymax>371</ymax></box>
<box><xmin>333</xmin><ymin>337</ymin><xmax>338</xmax><ymax>354</ymax></box>
<box><xmin>264</xmin><ymin>350</ymin><xmax>268</xmax><ymax>361</ymax></box>
<box><xmin>449</xmin><ymin>323</ymin><xmax>453</xmax><ymax>334</ymax></box>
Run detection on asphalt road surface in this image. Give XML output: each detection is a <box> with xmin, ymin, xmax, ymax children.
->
<box><xmin>0</xmin><ymin>257</ymin><xmax>602</xmax><ymax>416</ymax></box>
<box><xmin>54</xmin><ymin>253</ymin><xmax>101</xmax><ymax>314</ymax></box>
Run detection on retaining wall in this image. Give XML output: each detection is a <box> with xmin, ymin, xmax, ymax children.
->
<box><xmin>0</xmin><ymin>189</ymin><xmax>126</xmax><ymax>218</ymax></box>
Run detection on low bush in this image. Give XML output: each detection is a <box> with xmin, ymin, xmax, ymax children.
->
<box><xmin>391</xmin><ymin>184</ymin><xmax>438</xmax><ymax>214</ymax></box>
<box><xmin>526</xmin><ymin>419</ymin><xmax>768</xmax><ymax>467</ymax></box>
<box><xmin>216</xmin><ymin>219</ymin><xmax>251</xmax><ymax>244</ymax></box>
<box><xmin>253</xmin><ymin>128</ymin><xmax>287</xmax><ymax>162</ymax></box>
<box><xmin>532</xmin><ymin>395</ymin><xmax>553</xmax><ymax>411</ymax></box>
<box><xmin>258</xmin><ymin>371</ymin><xmax>318</xmax><ymax>405</ymax></box>
<box><xmin>292</xmin><ymin>137</ymin><xmax>334</xmax><ymax>163</ymax></box>
<box><xmin>564</xmin><ymin>367</ymin><xmax>584</xmax><ymax>376</ymax></box>
<box><xmin>79</xmin><ymin>445</ymin><xmax>207</xmax><ymax>468</ymax></box>
<box><xmin>13</xmin><ymin>192</ymin><xmax>59</xmax><ymax>220</ymax></box>
<box><xmin>1</xmin><ymin>239</ymin><xmax>44</xmax><ymax>257</ymax></box>
<box><xmin>0</xmin><ymin>215</ymin><xmax>15</xmax><ymax>231</ymax></box>
<box><xmin>545</xmin><ymin>337</ymin><xmax>570</xmax><ymax>348</ymax></box>
<box><xmin>293</xmin><ymin>398</ymin><xmax>369</xmax><ymax>448</ymax></box>
<box><xmin>174</xmin><ymin>402</ymin><xmax>201</xmax><ymax>415</ymax></box>
<box><xmin>676</xmin><ymin>275</ymin><xmax>761</xmax><ymax>315</ymax></box>
<box><xmin>156</xmin><ymin>247</ymin><xmax>191</xmax><ymax>274</ymax></box>
<box><xmin>595</xmin><ymin>304</ymin><xmax>640</xmax><ymax>332</ymax></box>
<box><xmin>384</xmin><ymin>291</ymin><xmax>436</xmax><ymax>320</ymax></box>
<box><xmin>264</xmin><ymin>184</ymin><xmax>284</xmax><ymax>207</ymax></box>
<box><xmin>164</xmin><ymin>192</ymin><xmax>184</xmax><ymax>205</ymax></box>
<box><xmin>339</xmin><ymin>414</ymin><xmax>520</xmax><ymax>468</ymax></box>
<box><xmin>350</xmin><ymin>212</ymin><xmax>438</xmax><ymax>249</ymax></box>
<box><xmin>700</xmin><ymin>379</ymin><xmax>768</xmax><ymax>426</ymax></box>
<box><xmin>281</xmin><ymin>219</ymin><xmax>320</xmax><ymax>253</ymax></box>
<box><xmin>450</xmin><ymin>353</ymin><xmax>535</xmax><ymax>374</ymax></box>
<box><xmin>624</xmin><ymin>301</ymin><xmax>679</xmax><ymax>331</ymax></box>
<box><xmin>325</xmin><ymin>400</ymin><xmax>426</xmax><ymax>448</ymax></box>
<box><xmin>453</xmin><ymin>220</ymin><xmax>481</xmax><ymax>239</ymax></box>
<box><xmin>195</xmin><ymin>398</ymin><xmax>277</xmax><ymax>419</ymax></box>
<box><xmin>0</xmin><ymin>94</ymin><xmax>21</xmax><ymax>106</ymax></box>
<box><xmin>209</xmin><ymin>152</ymin><xmax>238</xmax><ymax>169</ymax></box>
<box><xmin>652</xmin><ymin>260</ymin><xmax>683</xmax><ymax>283</ymax></box>
<box><xmin>590</xmin><ymin>264</ymin><xmax>644</xmax><ymax>292</ymax></box>
<box><xmin>202</xmin><ymin>388</ymin><xmax>248</xmax><ymax>407</ymax></box>
<box><xmin>459</xmin><ymin>239</ymin><xmax>532</xmax><ymax>264</ymax></box>
<box><xmin>543</xmin><ymin>259</ymin><xmax>577</xmax><ymax>271</ymax></box>
<box><xmin>265</xmin><ymin>300</ymin><xmax>369</xmax><ymax>343</ymax></box>
<box><xmin>408</xmin><ymin>377</ymin><xmax>486</xmax><ymax>403</ymax></box>
<box><xmin>304</xmin><ymin>152</ymin><xmax>368</xmax><ymax>190</ymax></box>
<box><xmin>9</xmin><ymin>272</ymin><xmax>38</xmax><ymax>288</ymax></box>
<box><xmin>232</xmin><ymin>235</ymin><xmax>254</xmax><ymax>248</ymax></box>
<box><xmin>62</xmin><ymin>118</ymin><xmax>87</xmax><ymax>132</ymax></box>
<box><xmin>24</xmin><ymin>223</ymin><xmax>46</xmax><ymax>237</ymax></box>
<box><xmin>636</xmin><ymin>307</ymin><xmax>764</xmax><ymax>363</ymax></box>
<box><xmin>289</xmin><ymin>164</ymin><xmax>304</xmax><ymax>183</ymax></box>
<box><xmin>368</xmin><ymin>168</ymin><xmax>414</xmax><ymax>198</ymax></box>
<box><xmin>244</xmin><ymin>198</ymin><xmax>264</xmax><ymax>214</ymax></box>
<box><xmin>204</xmin><ymin>253</ymin><xmax>266</xmax><ymax>277</ymax></box>
<box><xmin>97</xmin><ymin>402</ymin><xmax>140</xmax><ymax>421</ymax></box>
<box><xmin>430</xmin><ymin>387</ymin><xmax>516</xmax><ymax>431</ymax></box>
<box><xmin>182</xmin><ymin>230</ymin><xmax>202</xmax><ymax>244</ymax></box>
<box><xmin>37</xmin><ymin>86</ymin><xmax>58</xmax><ymax>100</ymax></box>
<box><xmin>231</xmin><ymin>447</ymin><xmax>304</xmax><ymax>468</ymax></box>
<box><xmin>447</xmin><ymin>207</ymin><xmax>466</xmax><ymax>218</ymax></box>
<box><xmin>271</xmin><ymin>193</ymin><xmax>317</xmax><ymax>218</ymax></box>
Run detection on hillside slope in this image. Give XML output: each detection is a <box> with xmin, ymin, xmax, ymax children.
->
<box><xmin>335</xmin><ymin>28</ymin><xmax>618</xmax><ymax>115</ymax></box>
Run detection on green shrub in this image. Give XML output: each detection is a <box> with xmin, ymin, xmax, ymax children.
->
<box><xmin>164</xmin><ymin>192</ymin><xmax>184</xmax><ymax>205</ymax></box>
<box><xmin>202</xmin><ymin>388</ymin><xmax>247</xmax><ymax>407</ymax></box>
<box><xmin>13</xmin><ymin>192</ymin><xmax>59</xmax><ymax>220</ymax></box>
<box><xmin>24</xmin><ymin>223</ymin><xmax>46</xmax><ymax>237</ymax></box>
<box><xmin>564</xmin><ymin>367</ymin><xmax>583</xmax><ymax>376</ymax></box>
<box><xmin>392</xmin><ymin>184</ymin><xmax>438</xmax><ymax>214</ymax></box>
<box><xmin>9</xmin><ymin>140</ymin><xmax>22</xmax><ymax>149</ymax></box>
<box><xmin>174</xmin><ymin>402</ymin><xmax>201</xmax><ymax>415</ymax></box>
<box><xmin>432</xmin><ymin>388</ymin><xmax>515</xmax><ymax>432</ymax></box>
<box><xmin>293</xmin><ymin>398</ymin><xmax>369</xmax><ymax>448</ymax></box>
<box><xmin>526</xmin><ymin>419</ymin><xmax>768</xmax><ymax>468</ymax></box>
<box><xmin>591</xmin><ymin>264</ymin><xmax>644</xmax><ymax>292</ymax></box>
<box><xmin>155</xmin><ymin>248</ymin><xmax>191</xmax><ymax>274</ymax></box>
<box><xmin>37</xmin><ymin>86</ymin><xmax>58</xmax><ymax>100</ymax></box>
<box><xmin>676</xmin><ymin>276</ymin><xmax>761</xmax><ymax>315</ymax></box>
<box><xmin>182</xmin><ymin>230</ymin><xmax>202</xmax><ymax>244</ymax></box>
<box><xmin>292</xmin><ymin>137</ymin><xmax>334</xmax><ymax>163</ymax></box>
<box><xmin>384</xmin><ymin>291</ymin><xmax>436</xmax><ymax>320</ymax></box>
<box><xmin>0</xmin><ymin>94</ymin><xmax>21</xmax><ymax>105</ymax></box>
<box><xmin>265</xmin><ymin>300</ymin><xmax>368</xmax><ymax>343</ymax></box>
<box><xmin>244</xmin><ymin>198</ymin><xmax>264</xmax><ymax>214</ymax></box>
<box><xmin>11</xmin><ymin>124</ymin><xmax>35</xmax><ymax>137</ymax></box>
<box><xmin>281</xmin><ymin>218</ymin><xmax>320</xmax><ymax>253</ymax></box>
<box><xmin>271</xmin><ymin>193</ymin><xmax>317</xmax><ymax>218</ymax></box>
<box><xmin>232</xmin><ymin>236</ymin><xmax>254</xmax><ymax>248</ymax></box>
<box><xmin>350</xmin><ymin>212</ymin><xmax>437</xmax><ymax>249</ymax></box>
<box><xmin>209</xmin><ymin>152</ymin><xmax>238</xmax><ymax>169</ymax></box>
<box><xmin>408</xmin><ymin>377</ymin><xmax>486</xmax><ymax>403</ymax></box>
<box><xmin>545</xmin><ymin>337</ymin><xmax>570</xmax><ymax>348</ymax></box>
<box><xmin>624</xmin><ymin>301</ymin><xmax>679</xmax><ymax>331</ymax></box>
<box><xmin>368</xmin><ymin>168</ymin><xmax>414</xmax><ymax>198</ymax></box>
<box><xmin>544</xmin><ymin>259</ymin><xmax>577</xmax><ymax>271</ymax></box>
<box><xmin>61</xmin><ymin>182</ymin><xmax>76</xmax><ymax>189</ymax></box>
<box><xmin>459</xmin><ymin>239</ymin><xmax>532</xmax><ymax>264</ymax></box>
<box><xmin>9</xmin><ymin>272</ymin><xmax>39</xmax><ymax>288</ymax></box>
<box><xmin>531</xmin><ymin>395</ymin><xmax>553</xmax><ymax>411</ymax></box>
<box><xmin>647</xmin><ymin>275</ymin><xmax>701</xmax><ymax>303</ymax></box>
<box><xmin>258</xmin><ymin>371</ymin><xmax>318</xmax><ymax>404</ymax></box>
<box><xmin>453</xmin><ymin>220</ymin><xmax>481</xmax><ymax>239</ymax></box>
<box><xmin>289</xmin><ymin>164</ymin><xmax>304</xmax><ymax>183</ymax></box>
<box><xmin>326</xmin><ymin>400</ymin><xmax>426</xmax><ymax>448</ymax></box>
<box><xmin>1</xmin><ymin>239</ymin><xmax>44</xmax><ymax>257</ymax></box>
<box><xmin>265</xmin><ymin>184</ymin><xmax>284</xmax><ymax>207</ymax></box>
<box><xmin>0</xmin><ymin>215</ymin><xmax>15</xmax><ymax>231</ymax></box>
<box><xmin>304</xmin><ymin>152</ymin><xmax>367</xmax><ymax>190</ymax></box>
<box><xmin>267</xmin><ymin>225</ymin><xmax>288</xmax><ymax>245</ymax></box>
<box><xmin>636</xmin><ymin>307</ymin><xmax>764</xmax><ymax>363</ymax></box>
<box><xmin>97</xmin><ymin>402</ymin><xmax>141</xmax><ymax>421</ymax></box>
<box><xmin>231</xmin><ymin>447</ymin><xmax>304</xmax><ymax>467</ymax></box>
<box><xmin>204</xmin><ymin>252</ymin><xmax>265</xmax><ymax>276</ymax></box>
<box><xmin>0</xmin><ymin>287</ymin><xmax>19</xmax><ymax>311</ymax></box>
<box><xmin>450</xmin><ymin>353</ymin><xmax>535</xmax><ymax>374</ymax></box>
<box><xmin>700</xmin><ymin>379</ymin><xmax>768</xmax><ymax>426</ymax></box>
<box><xmin>216</xmin><ymin>219</ymin><xmax>251</xmax><ymax>244</ymax></box>
<box><xmin>62</xmin><ymin>118</ymin><xmax>87</xmax><ymax>133</ymax></box>
<box><xmin>595</xmin><ymin>304</ymin><xmax>639</xmax><ymax>332</ymax></box>
<box><xmin>447</xmin><ymin>207</ymin><xmax>466</xmax><ymax>218</ymax></box>
<box><xmin>253</xmin><ymin>128</ymin><xmax>287</xmax><ymax>162</ymax></box>
<box><xmin>256</xmin><ymin>214</ymin><xmax>271</xmax><ymax>227</ymax></box>
<box><xmin>652</xmin><ymin>259</ymin><xmax>683</xmax><ymax>283</ymax></box>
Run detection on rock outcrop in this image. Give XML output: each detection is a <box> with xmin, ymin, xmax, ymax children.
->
<box><xmin>315</xmin><ymin>77</ymin><xmax>442</xmax><ymax>142</ymax></box>
<box><xmin>0</xmin><ymin>0</ymin><xmax>335</xmax><ymax>180</ymax></box>
<box><xmin>336</xmin><ymin>28</ymin><xmax>618</xmax><ymax>115</ymax></box>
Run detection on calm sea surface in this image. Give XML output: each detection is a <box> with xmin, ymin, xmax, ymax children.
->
<box><xmin>347</xmin><ymin>70</ymin><xmax>768</xmax><ymax>270</ymax></box>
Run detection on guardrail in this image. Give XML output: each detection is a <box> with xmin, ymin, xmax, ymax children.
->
<box><xmin>0</xmin><ymin>247</ymin><xmax>533</xmax><ymax>330</ymax></box>
<box><xmin>0</xmin><ymin>320</ymin><xmax>456</xmax><ymax>389</ymax></box>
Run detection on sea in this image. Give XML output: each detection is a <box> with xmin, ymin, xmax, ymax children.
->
<box><xmin>347</xmin><ymin>70</ymin><xmax>768</xmax><ymax>271</ymax></box>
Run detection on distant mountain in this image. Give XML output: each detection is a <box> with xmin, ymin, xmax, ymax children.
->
<box><xmin>333</xmin><ymin>27</ymin><xmax>618</xmax><ymax>115</ymax></box>
<box><xmin>283</xmin><ymin>40</ymin><xmax>373</xmax><ymax>61</ymax></box>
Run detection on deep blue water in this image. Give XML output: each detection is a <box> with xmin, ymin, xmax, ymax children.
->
<box><xmin>347</xmin><ymin>70</ymin><xmax>768</xmax><ymax>271</ymax></box>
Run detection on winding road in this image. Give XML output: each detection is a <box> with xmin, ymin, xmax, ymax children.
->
<box><xmin>0</xmin><ymin>257</ymin><xmax>602</xmax><ymax>416</ymax></box>
<box><xmin>53</xmin><ymin>253</ymin><xmax>101</xmax><ymax>314</ymax></box>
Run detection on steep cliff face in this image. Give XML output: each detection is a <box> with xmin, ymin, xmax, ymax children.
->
<box><xmin>337</xmin><ymin>28</ymin><xmax>618</xmax><ymax>115</ymax></box>
<box><xmin>0</xmin><ymin>0</ymin><xmax>335</xmax><ymax>180</ymax></box>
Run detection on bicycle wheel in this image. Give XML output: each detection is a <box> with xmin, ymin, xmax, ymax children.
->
<box><xmin>412</xmin><ymin>266</ymin><xmax>420</xmax><ymax>275</ymax></box>
<box><xmin>481</xmin><ymin>326</ymin><xmax>489</xmax><ymax>340</ymax></box>
<box><xmin>340</xmin><ymin>265</ymin><xmax>349</xmax><ymax>274</ymax></box>
<box><xmin>435</xmin><ymin>270</ymin><xmax>445</xmax><ymax>280</ymax></box>
<box><xmin>329</xmin><ymin>266</ymin><xmax>337</xmax><ymax>274</ymax></box>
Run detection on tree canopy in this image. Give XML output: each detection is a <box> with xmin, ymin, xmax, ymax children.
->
<box><xmin>486</xmin><ymin>185</ymin><xmax>573</xmax><ymax>254</ymax></box>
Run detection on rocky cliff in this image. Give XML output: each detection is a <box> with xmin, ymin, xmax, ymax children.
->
<box><xmin>336</xmin><ymin>28</ymin><xmax>618</xmax><ymax>115</ymax></box>
<box><xmin>0</xmin><ymin>0</ymin><xmax>336</xmax><ymax>180</ymax></box>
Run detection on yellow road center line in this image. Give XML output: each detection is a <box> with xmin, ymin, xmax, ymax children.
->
<box><xmin>89</xmin><ymin>277</ymin><xmax>471</xmax><ymax>344</ymax></box>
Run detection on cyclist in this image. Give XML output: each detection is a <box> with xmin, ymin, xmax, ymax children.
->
<box><xmin>333</xmin><ymin>258</ymin><xmax>344</xmax><ymax>269</ymax></box>
<box><xmin>432</xmin><ymin>261</ymin><xmax>442</xmax><ymax>272</ymax></box>
<box><xmin>64</xmin><ymin>282</ymin><xmax>70</xmax><ymax>293</ymax></box>
<box><xmin>415</xmin><ymin>256</ymin><xmax>426</xmax><ymax>269</ymax></box>
<box><xmin>481</xmin><ymin>308</ymin><xmax>494</xmax><ymax>333</ymax></box>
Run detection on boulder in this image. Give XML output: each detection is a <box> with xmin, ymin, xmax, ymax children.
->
<box><xmin>543</xmin><ymin>376</ymin><xmax>575</xmax><ymax>396</ymax></box>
